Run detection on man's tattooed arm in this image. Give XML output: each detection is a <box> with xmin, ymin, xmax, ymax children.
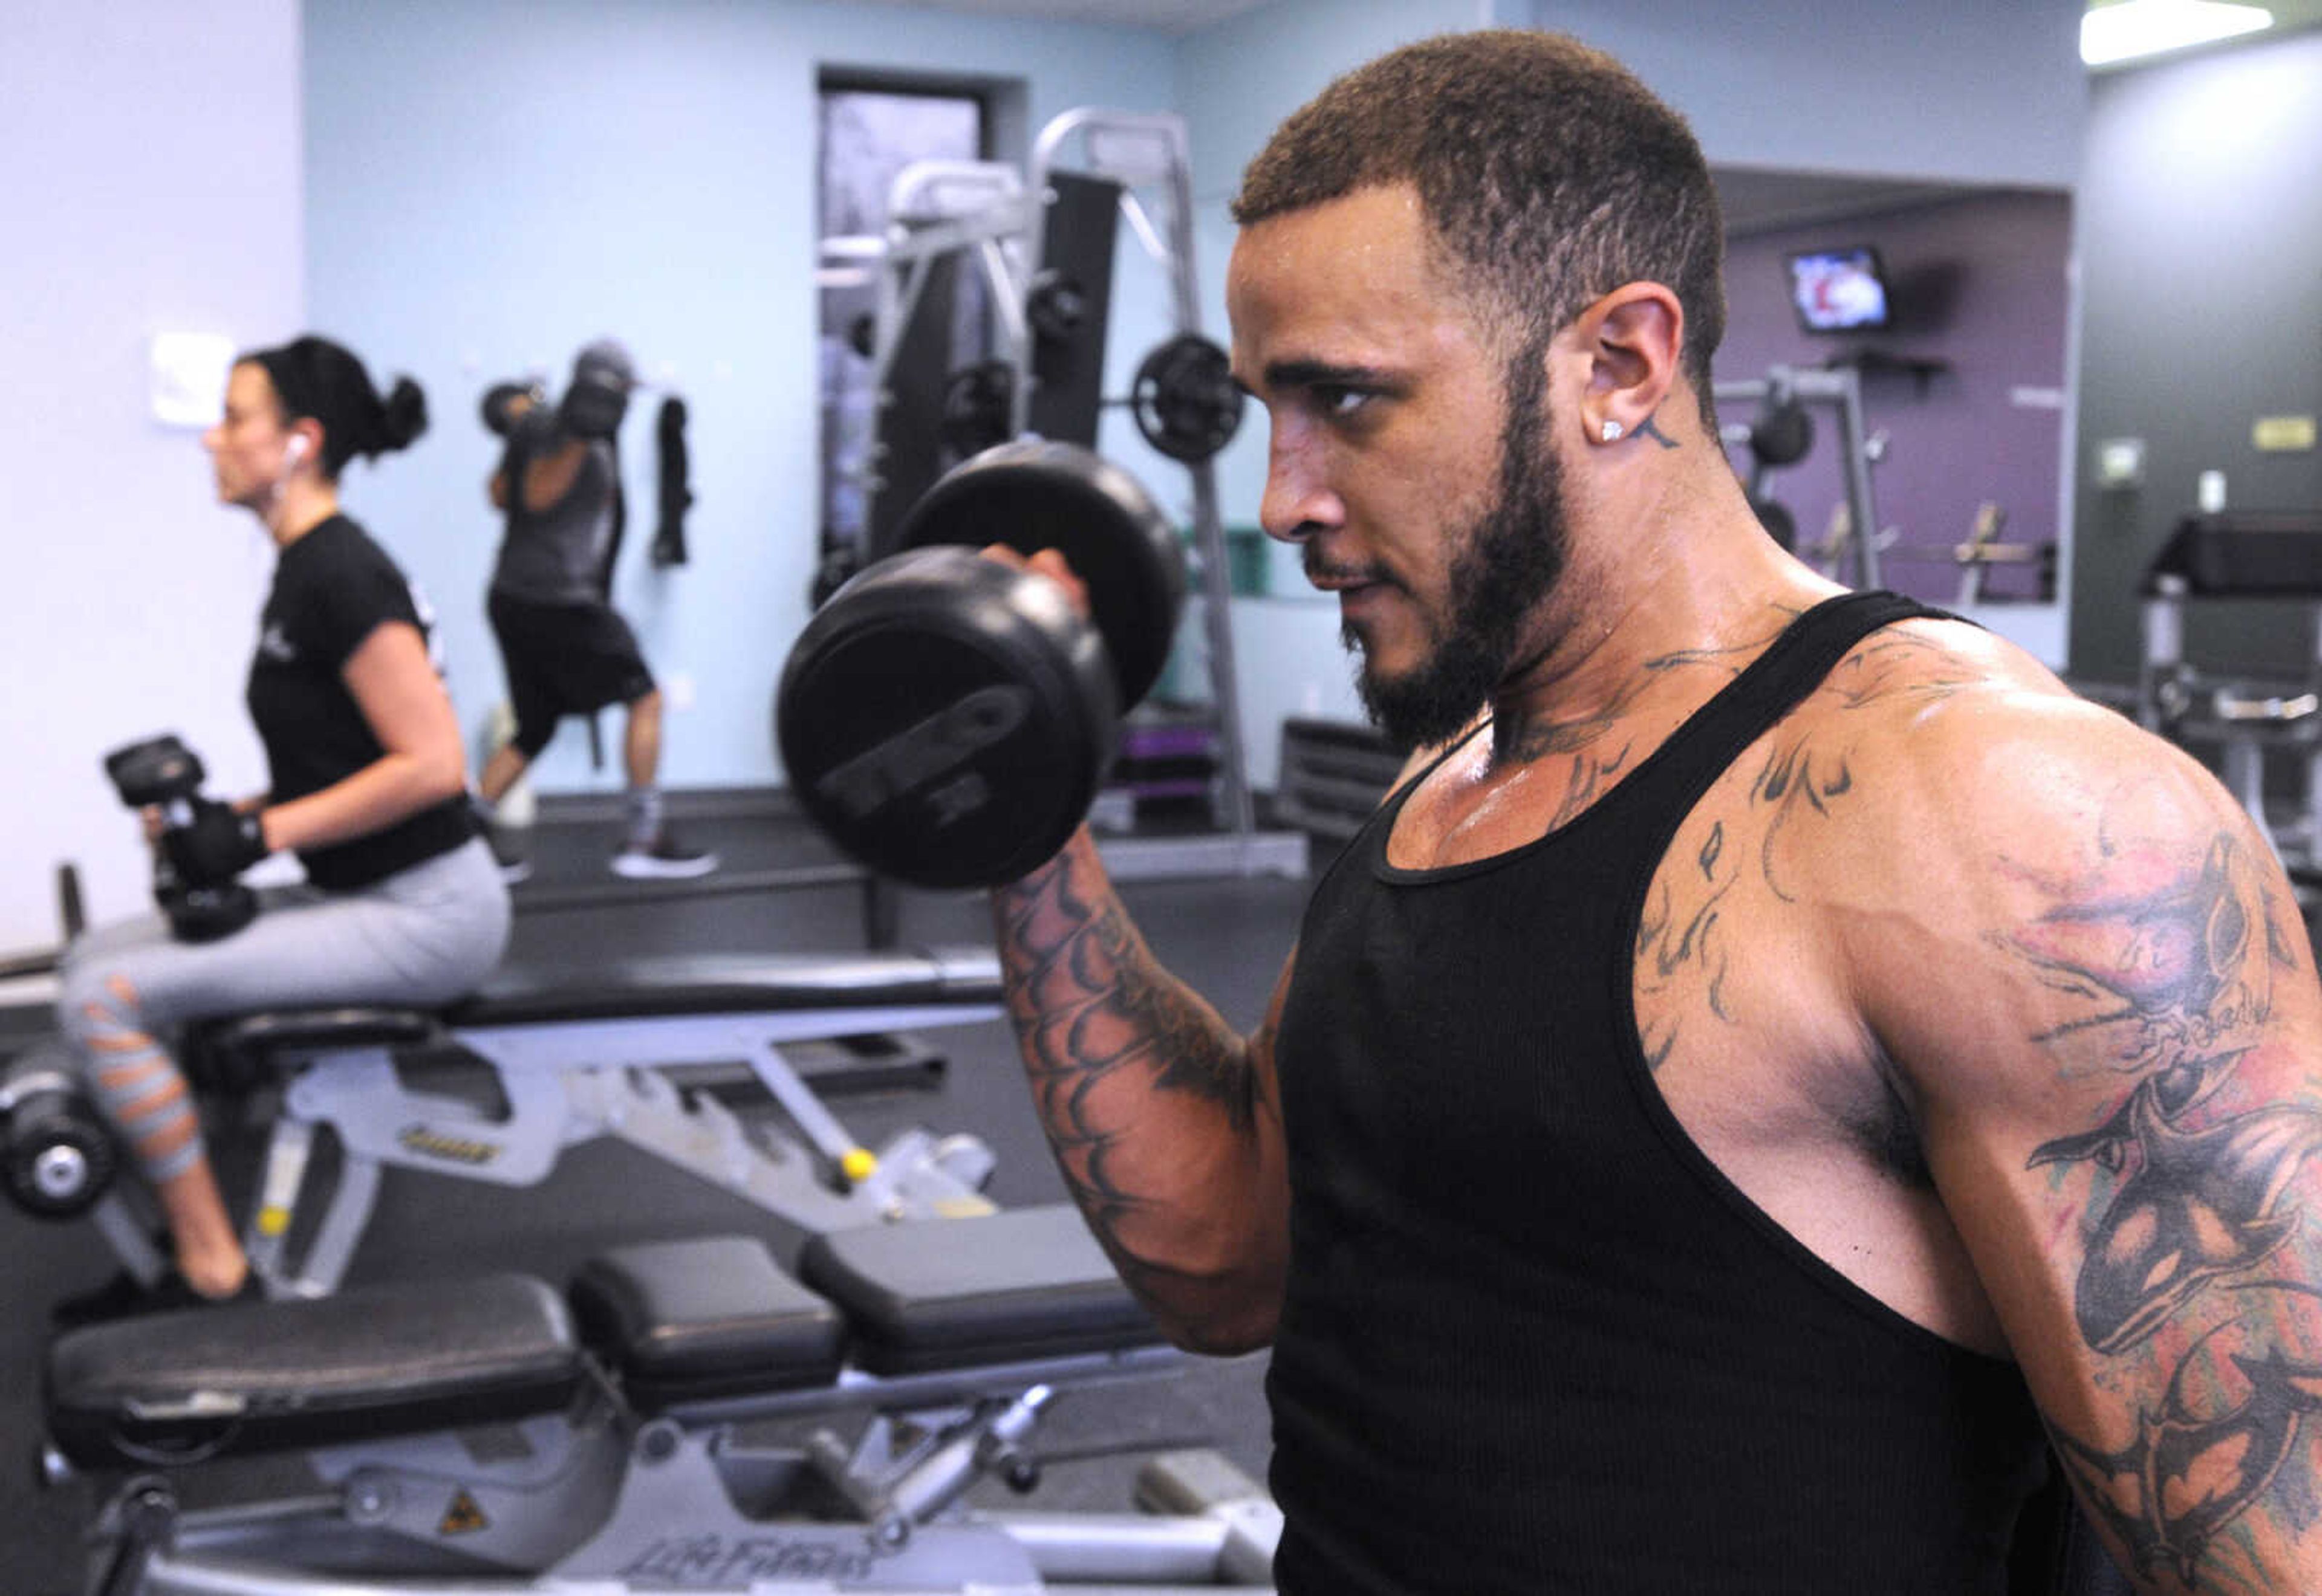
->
<box><xmin>2003</xmin><ymin>826</ymin><xmax>2322</xmax><ymax>1590</ymax></box>
<box><xmin>990</xmin><ymin>829</ymin><xmax>1292</xmax><ymax>1352</ymax></box>
<box><xmin>1847</xmin><ymin>692</ymin><xmax>2322</xmax><ymax>1593</ymax></box>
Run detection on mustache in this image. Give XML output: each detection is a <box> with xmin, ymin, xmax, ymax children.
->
<box><xmin>1302</xmin><ymin>549</ymin><xmax>1397</xmax><ymax>588</ymax></box>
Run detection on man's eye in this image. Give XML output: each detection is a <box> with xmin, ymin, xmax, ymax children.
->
<box><xmin>1313</xmin><ymin>386</ymin><xmax>1368</xmax><ymax>418</ymax></box>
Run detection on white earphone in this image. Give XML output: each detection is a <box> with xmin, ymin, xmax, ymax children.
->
<box><xmin>283</xmin><ymin>434</ymin><xmax>310</xmax><ymax>467</ymax></box>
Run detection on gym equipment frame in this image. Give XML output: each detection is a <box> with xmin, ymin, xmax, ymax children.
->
<box><xmin>7</xmin><ymin>949</ymin><xmax>1013</xmax><ymax>1300</ymax></box>
<box><xmin>850</xmin><ymin>111</ymin><xmax>1304</xmax><ymax>887</ymax></box>
<box><xmin>1713</xmin><ymin>365</ymin><xmax>1886</xmax><ymax>591</ymax></box>
<box><xmin>44</xmin><ymin>1207</ymin><xmax>1281</xmax><ymax>1595</ymax></box>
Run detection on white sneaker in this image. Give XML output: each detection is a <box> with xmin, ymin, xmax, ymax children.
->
<box><xmin>611</xmin><ymin>829</ymin><xmax>719</xmax><ymax>880</ymax></box>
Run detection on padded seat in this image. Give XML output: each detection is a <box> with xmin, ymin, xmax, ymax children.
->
<box><xmin>177</xmin><ymin>948</ymin><xmax>1004</xmax><ymax>1091</ymax></box>
<box><xmin>571</xmin><ymin>1236</ymin><xmax>847</xmax><ymax>1409</ymax></box>
<box><xmin>444</xmin><ymin>949</ymin><xmax>1004</xmax><ymax>1028</ymax></box>
<box><xmin>183</xmin><ymin>1005</ymin><xmax>441</xmax><ymax>1091</ymax></box>
<box><xmin>800</xmin><ymin>1204</ymin><xmax>1162</xmax><ymax>1375</ymax></box>
<box><xmin>48</xmin><ymin>1274</ymin><xmax>582</xmax><ymax>1469</ymax></box>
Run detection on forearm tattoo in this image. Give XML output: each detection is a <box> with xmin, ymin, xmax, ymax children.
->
<box><xmin>992</xmin><ymin>845</ymin><xmax>1260</xmax><ymax>1291</ymax></box>
<box><xmin>2012</xmin><ymin>823</ymin><xmax>2322</xmax><ymax>1584</ymax></box>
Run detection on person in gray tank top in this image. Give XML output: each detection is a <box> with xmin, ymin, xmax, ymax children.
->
<box><xmin>475</xmin><ymin>339</ymin><xmax>716</xmax><ymax>882</ymax></box>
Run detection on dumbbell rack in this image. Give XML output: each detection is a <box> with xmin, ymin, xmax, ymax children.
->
<box><xmin>855</xmin><ymin>111</ymin><xmax>1304</xmax><ymax>885</ymax></box>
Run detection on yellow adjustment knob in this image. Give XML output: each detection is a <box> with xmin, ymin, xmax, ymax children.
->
<box><xmin>841</xmin><ymin>1148</ymin><xmax>879</xmax><ymax>1184</ymax></box>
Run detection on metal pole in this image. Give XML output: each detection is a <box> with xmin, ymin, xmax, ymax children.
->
<box><xmin>1828</xmin><ymin>367</ymin><xmax>1883</xmax><ymax>589</ymax></box>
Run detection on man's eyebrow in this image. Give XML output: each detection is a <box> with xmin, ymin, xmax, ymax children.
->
<box><xmin>1263</xmin><ymin>359</ymin><xmax>1393</xmax><ymax>391</ymax></box>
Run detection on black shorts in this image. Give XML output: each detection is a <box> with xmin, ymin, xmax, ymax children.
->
<box><xmin>487</xmin><ymin>589</ymin><xmax>657</xmax><ymax>757</ymax></box>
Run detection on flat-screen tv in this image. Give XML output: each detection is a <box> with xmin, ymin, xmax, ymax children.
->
<box><xmin>1786</xmin><ymin>245</ymin><xmax>1891</xmax><ymax>333</ymax></box>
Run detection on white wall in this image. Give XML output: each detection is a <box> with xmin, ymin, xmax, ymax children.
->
<box><xmin>0</xmin><ymin>0</ymin><xmax>305</xmax><ymax>949</ymax></box>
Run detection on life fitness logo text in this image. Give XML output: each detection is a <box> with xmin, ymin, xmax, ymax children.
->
<box><xmin>397</xmin><ymin>1124</ymin><xmax>500</xmax><ymax>1166</ymax></box>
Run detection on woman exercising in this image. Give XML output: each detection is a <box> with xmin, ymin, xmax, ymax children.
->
<box><xmin>56</xmin><ymin>336</ymin><xmax>510</xmax><ymax>1306</ymax></box>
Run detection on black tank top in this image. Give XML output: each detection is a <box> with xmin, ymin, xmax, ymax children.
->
<box><xmin>1267</xmin><ymin>592</ymin><xmax>2047</xmax><ymax>1594</ymax></box>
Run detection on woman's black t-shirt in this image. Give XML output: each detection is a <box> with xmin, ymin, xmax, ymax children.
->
<box><xmin>244</xmin><ymin>514</ymin><xmax>473</xmax><ymax>891</ymax></box>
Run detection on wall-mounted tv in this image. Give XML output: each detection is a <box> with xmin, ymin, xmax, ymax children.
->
<box><xmin>1786</xmin><ymin>245</ymin><xmax>1892</xmax><ymax>333</ymax></box>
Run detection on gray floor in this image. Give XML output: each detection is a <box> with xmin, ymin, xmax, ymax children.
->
<box><xmin>0</xmin><ymin>811</ymin><xmax>1310</xmax><ymax>1594</ymax></box>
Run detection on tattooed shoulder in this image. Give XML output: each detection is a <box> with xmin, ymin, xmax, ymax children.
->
<box><xmin>1815</xmin><ymin>617</ymin><xmax>2020</xmax><ymax>713</ymax></box>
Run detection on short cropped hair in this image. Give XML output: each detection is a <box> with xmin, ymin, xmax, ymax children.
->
<box><xmin>1233</xmin><ymin>30</ymin><xmax>1725</xmax><ymax>421</ymax></box>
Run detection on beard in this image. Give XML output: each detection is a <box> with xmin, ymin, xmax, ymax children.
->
<box><xmin>1339</xmin><ymin>350</ymin><xmax>1569</xmax><ymax>750</ymax></box>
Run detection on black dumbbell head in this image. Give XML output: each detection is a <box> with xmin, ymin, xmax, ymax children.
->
<box><xmin>893</xmin><ymin>440</ymin><xmax>1185</xmax><ymax>709</ymax></box>
<box><xmin>1748</xmin><ymin>397</ymin><xmax>1813</xmax><ymax>469</ymax></box>
<box><xmin>1130</xmin><ymin>334</ymin><xmax>1244</xmax><ymax>465</ymax></box>
<box><xmin>103</xmin><ymin>735</ymin><xmax>203</xmax><ymax>808</ymax></box>
<box><xmin>480</xmin><ymin>381</ymin><xmax>535</xmax><ymax>438</ymax></box>
<box><xmin>777</xmin><ymin>548</ymin><xmax>1119</xmax><ymax>889</ymax></box>
<box><xmin>2</xmin><ymin>1088</ymin><xmax>117</xmax><ymax>1219</ymax></box>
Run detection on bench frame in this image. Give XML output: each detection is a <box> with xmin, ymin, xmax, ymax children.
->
<box><xmin>244</xmin><ymin>997</ymin><xmax>1003</xmax><ymax>1298</ymax></box>
<box><xmin>55</xmin><ymin>1219</ymin><xmax>1278</xmax><ymax>1595</ymax></box>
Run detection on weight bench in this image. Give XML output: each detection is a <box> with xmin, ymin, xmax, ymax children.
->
<box><xmin>47</xmin><ymin>1204</ymin><xmax>1279</xmax><ymax>1595</ymax></box>
<box><xmin>161</xmin><ymin>948</ymin><xmax>1012</xmax><ymax>1299</ymax></box>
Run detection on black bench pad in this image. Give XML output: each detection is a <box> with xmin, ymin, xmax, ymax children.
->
<box><xmin>571</xmin><ymin>1236</ymin><xmax>846</xmax><ymax>1409</ymax></box>
<box><xmin>183</xmin><ymin>949</ymin><xmax>1006</xmax><ymax>1086</ymax></box>
<box><xmin>446</xmin><ymin>950</ymin><xmax>1004</xmax><ymax>1027</ymax></box>
<box><xmin>49</xmin><ymin>1274</ymin><xmax>582</xmax><ymax>1468</ymax></box>
<box><xmin>800</xmin><ymin>1205</ymin><xmax>1162</xmax><ymax>1375</ymax></box>
<box><xmin>181</xmin><ymin>1006</ymin><xmax>444</xmax><ymax>1091</ymax></box>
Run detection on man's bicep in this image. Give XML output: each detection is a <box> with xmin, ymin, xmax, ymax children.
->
<box><xmin>1881</xmin><ymin>734</ymin><xmax>2322</xmax><ymax>1588</ymax></box>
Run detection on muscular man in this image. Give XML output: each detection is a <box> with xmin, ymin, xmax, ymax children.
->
<box><xmin>992</xmin><ymin>33</ymin><xmax>2322</xmax><ymax>1593</ymax></box>
<box><xmin>478</xmin><ymin>339</ymin><xmax>715</xmax><ymax>880</ymax></box>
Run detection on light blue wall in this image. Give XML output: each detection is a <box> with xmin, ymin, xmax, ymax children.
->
<box><xmin>1</xmin><ymin>0</ymin><xmax>305</xmax><ymax>947</ymax></box>
<box><xmin>304</xmin><ymin>0</ymin><xmax>2092</xmax><ymax>800</ymax></box>
<box><xmin>304</xmin><ymin>0</ymin><xmax>1180</xmax><ymax>792</ymax></box>
<box><xmin>1176</xmin><ymin>0</ymin><xmax>1512</xmax><ymax>776</ymax></box>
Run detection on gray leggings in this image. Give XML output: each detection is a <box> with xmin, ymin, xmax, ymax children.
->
<box><xmin>56</xmin><ymin>838</ymin><xmax>510</xmax><ymax>1183</ymax></box>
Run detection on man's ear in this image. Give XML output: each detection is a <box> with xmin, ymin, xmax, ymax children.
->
<box><xmin>1574</xmin><ymin>282</ymin><xmax>1683</xmax><ymax>449</ymax></box>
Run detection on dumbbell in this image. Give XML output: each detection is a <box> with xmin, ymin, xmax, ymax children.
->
<box><xmin>102</xmin><ymin>735</ymin><xmax>259</xmax><ymax>944</ymax></box>
<box><xmin>776</xmin><ymin>441</ymin><xmax>1185</xmax><ymax>889</ymax></box>
<box><xmin>479</xmin><ymin>380</ymin><xmax>543</xmax><ymax>438</ymax></box>
<box><xmin>0</xmin><ymin>1058</ymin><xmax>117</xmax><ymax>1220</ymax></box>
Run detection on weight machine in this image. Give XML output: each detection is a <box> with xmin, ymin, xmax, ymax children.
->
<box><xmin>1713</xmin><ymin>365</ymin><xmax>1885</xmax><ymax>591</ymax></box>
<box><xmin>2138</xmin><ymin>510</ymin><xmax>2322</xmax><ymax>872</ymax></box>
<box><xmin>847</xmin><ymin>111</ymin><xmax>1304</xmax><ymax>884</ymax></box>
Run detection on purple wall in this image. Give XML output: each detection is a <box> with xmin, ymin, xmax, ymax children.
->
<box><xmin>1716</xmin><ymin>189</ymin><xmax>2074</xmax><ymax>605</ymax></box>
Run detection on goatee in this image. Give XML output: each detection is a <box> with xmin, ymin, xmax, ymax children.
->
<box><xmin>1353</xmin><ymin>349</ymin><xmax>1568</xmax><ymax>750</ymax></box>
